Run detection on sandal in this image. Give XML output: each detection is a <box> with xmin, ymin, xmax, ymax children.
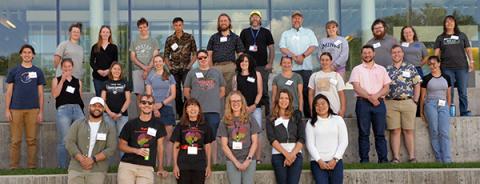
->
<box><xmin>256</xmin><ymin>160</ymin><xmax>262</xmax><ymax>164</ymax></box>
<box><xmin>408</xmin><ymin>158</ymin><xmax>417</xmax><ymax>163</ymax></box>
<box><xmin>391</xmin><ymin>158</ymin><xmax>400</xmax><ymax>163</ymax></box>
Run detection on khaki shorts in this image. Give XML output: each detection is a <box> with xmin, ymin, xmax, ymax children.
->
<box><xmin>385</xmin><ymin>99</ymin><xmax>417</xmax><ymax>130</ymax></box>
<box><xmin>132</xmin><ymin>70</ymin><xmax>146</xmax><ymax>94</ymax></box>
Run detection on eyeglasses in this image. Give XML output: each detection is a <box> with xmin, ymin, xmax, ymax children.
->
<box><xmin>198</xmin><ymin>56</ymin><xmax>207</xmax><ymax>60</ymax></box>
<box><xmin>140</xmin><ymin>100</ymin><xmax>154</xmax><ymax>105</ymax></box>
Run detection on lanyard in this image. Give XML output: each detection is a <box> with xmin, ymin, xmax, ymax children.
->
<box><xmin>250</xmin><ymin>28</ymin><xmax>260</xmax><ymax>45</ymax></box>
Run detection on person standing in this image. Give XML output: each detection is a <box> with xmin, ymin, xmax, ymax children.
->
<box><xmin>207</xmin><ymin>13</ymin><xmax>245</xmax><ymax>96</ymax></box>
<box><xmin>240</xmin><ymin>10</ymin><xmax>275</xmax><ymax>119</ymax></box>
<box><xmin>318</xmin><ymin>20</ymin><xmax>349</xmax><ymax>79</ymax></box>
<box><xmin>52</xmin><ymin>58</ymin><xmax>85</xmax><ymax>168</ymax></box>
<box><xmin>117</xmin><ymin>94</ymin><xmax>168</xmax><ymax>184</ymax></box>
<box><xmin>349</xmin><ymin>45</ymin><xmax>391</xmax><ymax>163</ymax></box>
<box><xmin>419</xmin><ymin>56</ymin><xmax>452</xmax><ymax>163</ymax></box>
<box><xmin>400</xmin><ymin>26</ymin><xmax>428</xmax><ymax>78</ymax></box>
<box><xmin>90</xmin><ymin>25</ymin><xmax>118</xmax><ymax>97</ymax></box>
<box><xmin>366</xmin><ymin>19</ymin><xmax>398</xmax><ymax>67</ymax></box>
<box><xmin>279</xmin><ymin>10</ymin><xmax>318</xmax><ymax>118</ymax></box>
<box><xmin>272</xmin><ymin>56</ymin><xmax>303</xmax><ymax>112</ymax></box>
<box><xmin>130</xmin><ymin>17</ymin><xmax>160</xmax><ymax>96</ymax></box>
<box><xmin>5</xmin><ymin>45</ymin><xmax>45</xmax><ymax>169</ymax></box>
<box><xmin>385</xmin><ymin>45</ymin><xmax>421</xmax><ymax>163</ymax></box>
<box><xmin>306</xmin><ymin>94</ymin><xmax>348</xmax><ymax>184</ymax></box>
<box><xmin>65</xmin><ymin>97</ymin><xmax>117</xmax><ymax>184</ymax></box>
<box><xmin>434</xmin><ymin>15</ymin><xmax>475</xmax><ymax>116</ymax></box>
<box><xmin>54</xmin><ymin>22</ymin><xmax>84</xmax><ymax>79</ymax></box>
<box><xmin>164</xmin><ymin>17</ymin><xmax>197</xmax><ymax>117</ymax></box>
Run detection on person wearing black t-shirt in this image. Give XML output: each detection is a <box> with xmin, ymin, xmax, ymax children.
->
<box><xmin>90</xmin><ymin>25</ymin><xmax>118</xmax><ymax>97</ymax></box>
<box><xmin>118</xmin><ymin>94</ymin><xmax>168</xmax><ymax>184</ymax></box>
<box><xmin>171</xmin><ymin>98</ymin><xmax>215</xmax><ymax>184</ymax></box>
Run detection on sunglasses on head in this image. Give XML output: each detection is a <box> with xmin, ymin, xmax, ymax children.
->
<box><xmin>140</xmin><ymin>100</ymin><xmax>154</xmax><ymax>105</ymax></box>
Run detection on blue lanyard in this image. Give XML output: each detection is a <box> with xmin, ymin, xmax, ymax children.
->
<box><xmin>250</xmin><ymin>28</ymin><xmax>260</xmax><ymax>45</ymax></box>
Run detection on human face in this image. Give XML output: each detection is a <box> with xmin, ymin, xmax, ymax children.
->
<box><xmin>153</xmin><ymin>56</ymin><xmax>165</xmax><ymax>70</ymax></box>
<box><xmin>315</xmin><ymin>98</ymin><xmax>329</xmax><ymax>118</ymax></box>
<box><xmin>111</xmin><ymin>64</ymin><xmax>122</xmax><ymax>79</ymax></box>
<box><xmin>326</xmin><ymin>24</ymin><xmax>338</xmax><ymax>37</ymax></box>
<box><xmin>186</xmin><ymin>104</ymin><xmax>200</xmax><ymax>120</ymax></box>
<box><xmin>100</xmin><ymin>27</ymin><xmax>111</xmax><ymax>41</ymax></box>
<box><xmin>62</xmin><ymin>61</ymin><xmax>73</xmax><ymax>73</ymax></box>
<box><xmin>280</xmin><ymin>58</ymin><xmax>292</xmax><ymax>71</ymax></box>
<box><xmin>197</xmin><ymin>52</ymin><xmax>209</xmax><ymax>68</ymax></box>
<box><xmin>391</xmin><ymin>47</ymin><xmax>404</xmax><ymax>64</ymax></box>
<box><xmin>89</xmin><ymin>103</ymin><xmax>104</xmax><ymax>118</ymax></box>
<box><xmin>445</xmin><ymin>17</ymin><xmax>455</xmax><ymax>31</ymax></box>
<box><xmin>250</xmin><ymin>15</ymin><xmax>261</xmax><ymax>27</ymax></box>
<box><xmin>361</xmin><ymin>48</ymin><xmax>375</xmax><ymax>63</ymax></box>
<box><xmin>240</xmin><ymin>57</ymin><xmax>249</xmax><ymax>71</ymax></box>
<box><xmin>218</xmin><ymin>15</ymin><xmax>230</xmax><ymax>31</ymax></box>
<box><xmin>320</xmin><ymin>55</ymin><xmax>333</xmax><ymax>71</ymax></box>
<box><xmin>230</xmin><ymin>94</ymin><xmax>243</xmax><ymax>113</ymax></box>
<box><xmin>139</xmin><ymin>96</ymin><xmax>154</xmax><ymax>114</ymax></box>
<box><xmin>402</xmin><ymin>27</ymin><xmax>414</xmax><ymax>42</ymax></box>
<box><xmin>291</xmin><ymin>15</ymin><xmax>303</xmax><ymax>29</ymax></box>
<box><xmin>428</xmin><ymin>59</ymin><xmax>441</xmax><ymax>73</ymax></box>
<box><xmin>138</xmin><ymin>23</ymin><xmax>149</xmax><ymax>37</ymax></box>
<box><xmin>173</xmin><ymin>21</ymin><xmax>184</xmax><ymax>33</ymax></box>
<box><xmin>372</xmin><ymin>23</ymin><xmax>385</xmax><ymax>38</ymax></box>
<box><xmin>20</xmin><ymin>48</ymin><xmax>34</xmax><ymax>63</ymax></box>
<box><xmin>278</xmin><ymin>92</ymin><xmax>290</xmax><ymax>110</ymax></box>
<box><xmin>70</xmin><ymin>27</ymin><xmax>81</xmax><ymax>41</ymax></box>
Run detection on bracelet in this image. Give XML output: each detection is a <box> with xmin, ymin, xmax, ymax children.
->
<box><xmin>302</xmin><ymin>53</ymin><xmax>306</xmax><ymax>58</ymax></box>
<box><xmin>92</xmin><ymin>156</ymin><xmax>97</xmax><ymax>163</ymax></box>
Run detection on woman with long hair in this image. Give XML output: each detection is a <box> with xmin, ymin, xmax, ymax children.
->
<box><xmin>400</xmin><ymin>26</ymin><xmax>428</xmax><ymax>78</ymax></box>
<box><xmin>90</xmin><ymin>25</ymin><xmax>118</xmax><ymax>96</ymax></box>
<box><xmin>318</xmin><ymin>20</ymin><xmax>349</xmax><ymax>79</ymax></box>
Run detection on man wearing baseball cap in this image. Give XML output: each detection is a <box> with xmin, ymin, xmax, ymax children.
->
<box><xmin>64</xmin><ymin>97</ymin><xmax>118</xmax><ymax>184</ymax></box>
<box><xmin>279</xmin><ymin>10</ymin><xmax>318</xmax><ymax>118</ymax></box>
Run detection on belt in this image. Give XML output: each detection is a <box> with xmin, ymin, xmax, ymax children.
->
<box><xmin>357</xmin><ymin>97</ymin><xmax>383</xmax><ymax>101</ymax></box>
<box><xmin>214</xmin><ymin>61</ymin><xmax>234</xmax><ymax>66</ymax></box>
<box><xmin>179</xmin><ymin>144</ymin><xmax>203</xmax><ymax>150</ymax></box>
<box><xmin>389</xmin><ymin>97</ymin><xmax>412</xmax><ymax>101</ymax></box>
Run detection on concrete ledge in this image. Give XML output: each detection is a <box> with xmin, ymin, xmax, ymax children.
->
<box><xmin>1</xmin><ymin>169</ymin><xmax>479</xmax><ymax>184</ymax></box>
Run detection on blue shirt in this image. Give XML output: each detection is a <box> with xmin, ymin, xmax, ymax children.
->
<box><xmin>6</xmin><ymin>64</ymin><xmax>46</xmax><ymax>109</ymax></box>
<box><xmin>279</xmin><ymin>27</ymin><xmax>318</xmax><ymax>71</ymax></box>
<box><xmin>145</xmin><ymin>72</ymin><xmax>176</xmax><ymax>106</ymax></box>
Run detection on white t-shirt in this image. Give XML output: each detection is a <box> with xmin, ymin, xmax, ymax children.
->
<box><xmin>88</xmin><ymin>121</ymin><xmax>101</xmax><ymax>157</ymax></box>
<box><xmin>308</xmin><ymin>71</ymin><xmax>345</xmax><ymax>113</ymax></box>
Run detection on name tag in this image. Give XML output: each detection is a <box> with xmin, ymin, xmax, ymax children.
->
<box><xmin>195</xmin><ymin>72</ymin><xmax>204</xmax><ymax>78</ymax></box>
<box><xmin>66</xmin><ymin>86</ymin><xmax>75</xmax><ymax>94</ymax></box>
<box><xmin>28</xmin><ymin>72</ymin><xmax>37</xmax><ymax>79</ymax></box>
<box><xmin>96</xmin><ymin>133</ymin><xmax>107</xmax><ymax>141</ymax></box>
<box><xmin>329</xmin><ymin>78</ymin><xmax>338</xmax><ymax>85</ymax></box>
<box><xmin>373</xmin><ymin>42</ymin><xmax>381</xmax><ymax>48</ymax></box>
<box><xmin>188</xmin><ymin>146</ymin><xmax>198</xmax><ymax>155</ymax></box>
<box><xmin>334</xmin><ymin>40</ymin><xmax>342</xmax><ymax>46</ymax></box>
<box><xmin>147</xmin><ymin>127</ymin><xmax>157</xmax><ymax>136</ymax></box>
<box><xmin>402</xmin><ymin>71</ymin><xmax>411</xmax><ymax>78</ymax></box>
<box><xmin>171</xmin><ymin>43</ymin><xmax>179</xmax><ymax>51</ymax></box>
<box><xmin>285</xmin><ymin>80</ymin><xmax>293</xmax><ymax>86</ymax></box>
<box><xmin>220</xmin><ymin>36</ymin><xmax>228</xmax><ymax>42</ymax></box>
<box><xmin>247</xmin><ymin>77</ymin><xmax>255</xmax><ymax>83</ymax></box>
<box><xmin>438</xmin><ymin>100</ymin><xmax>446</xmax><ymax>107</ymax></box>
<box><xmin>451</xmin><ymin>35</ymin><xmax>459</xmax><ymax>40</ymax></box>
<box><xmin>249</xmin><ymin>45</ymin><xmax>258</xmax><ymax>52</ymax></box>
<box><xmin>401</xmin><ymin>42</ymin><xmax>409</xmax><ymax>47</ymax></box>
<box><xmin>232</xmin><ymin>141</ymin><xmax>243</xmax><ymax>150</ymax></box>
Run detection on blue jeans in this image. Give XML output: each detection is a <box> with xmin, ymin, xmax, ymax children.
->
<box><xmin>93</xmin><ymin>78</ymin><xmax>106</xmax><ymax>97</ymax></box>
<box><xmin>293</xmin><ymin>70</ymin><xmax>312</xmax><ymax>118</ymax></box>
<box><xmin>271</xmin><ymin>153</ymin><xmax>303</xmax><ymax>184</ymax></box>
<box><xmin>415</xmin><ymin>66</ymin><xmax>424</xmax><ymax>78</ymax></box>
<box><xmin>226</xmin><ymin>160</ymin><xmax>256</xmax><ymax>184</ymax></box>
<box><xmin>310</xmin><ymin>160</ymin><xmax>344</xmax><ymax>184</ymax></box>
<box><xmin>355</xmin><ymin>98</ymin><xmax>388</xmax><ymax>163</ymax></box>
<box><xmin>203</xmin><ymin>112</ymin><xmax>220</xmax><ymax>137</ymax></box>
<box><xmin>442</xmin><ymin>68</ymin><xmax>469</xmax><ymax>115</ymax></box>
<box><xmin>56</xmin><ymin>104</ymin><xmax>84</xmax><ymax>168</ymax></box>
<box><xmin>102</xmin><ymin>113</ymin><xmax>128</xmax><ymax>136</ymax></box>
<box><xmin>424</xmin><ymin>98</ymin><xmax>452</xmax><ymax>163</ymax></box>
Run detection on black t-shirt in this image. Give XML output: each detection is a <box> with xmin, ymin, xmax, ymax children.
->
<box><xmin>102</xmin><ymin>79</ymin><xmax>131</xmax><ymax>116</ymax></box>
<box><xmin>240</xmin><ymin>27</ymin><xmax>274</xmax><ymax>66</ymax></box>
<box><xmin>434</xmin><ymin>32</ymin><xmax>470</xmax><ymax>69</ymax></box>
<box><xmin>119</xmin><ymin>117</ymin><xmax>166</xmax><ymax>167</ymax></box>
<box><xmin>170</xmin><ymin>122</ymin><xmax>215</xmax><ymax>171</ymax></box>
<box><xmin>236</xmin><ymin>73</ymin><xmax>259</xmax><ymax>107</ymax></box>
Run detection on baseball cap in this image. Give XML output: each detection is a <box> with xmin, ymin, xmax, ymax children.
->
<box><xmin>89</xmin><ymin>97</ymin><xmax>105</xmax><ymax>106</ymax></box>
<box><xmin>250</xmin><ymin>10</ymin><xmax>262</xmax><ymax>18</ymax></box>
<box><xmin>291</xmin><ymin>10</ymin><xmax>303</xmax><ymax>17</ymax></box>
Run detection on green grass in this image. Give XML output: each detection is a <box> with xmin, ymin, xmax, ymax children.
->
<box><xmin>1</xmin><ymin>162</ymin><xmax>479</xmax><ymax>176</ymax></box>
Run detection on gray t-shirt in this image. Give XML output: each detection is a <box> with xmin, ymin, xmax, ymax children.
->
<box><xmin>217</xmin><ymin>116</ymin><xmax>261</xmax><ymax>162</ymax></box>
<box><xmin>366</xmin><ymin>35</ymin><xmax>397</xmax><ymax>67</ymax></box>
<box><xmin>129</xmin><ymin>37</ymin><xmax>160</xmax><ymax>70</ymax></box>
<box><xmin>145</xmin><ymin>72</ymin><xmax>176</xmax><ymax>106</ymax></box>
<box><xmin>401</xmin><ymin>41</ymin><xmax>428</xmax><ymax>67</ymax></box>
<box><xmin>55</xmin><ymin>40</ymin><xmax>84</xmax><ymax>79</ymax></box>
<box><xmin>272</xmin><ymin>72</ymin><xmax>303</xmax><ymax>110</ymax></box>
<box><xmin>318</xmin><ymin>36</ymin><xmax>349</xmax><ymax>67</ymax></box>
<box><xmin>184</xmin><ymin>68</ymin><xmax>226</xmax><ymax>113</ymax></box>
<box><xmin>421</xmin><ymin>73</ymin><xmax>451</xmax><ymax>100</ymax></box>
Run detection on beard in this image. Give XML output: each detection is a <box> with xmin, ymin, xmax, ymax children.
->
<box><xmin>373</xmin><ymin>31</ymin><xmax>386</xmax><ymax>39</ymax></box>
<box><xmin>362</xmin><ymin>58</ymin><xmax>373</xmax><ymax>63</ymax></box>
<box><xmin>90</xmin><ymin>110</ymin><xmax>103</xmax><ymax>118</ymax></box>
<box><xmin>219</xmin><ymin>24</ymin><xmax>229</xmax><ymax>32</ymax></box>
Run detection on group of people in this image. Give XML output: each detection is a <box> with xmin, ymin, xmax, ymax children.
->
<box><xmin>4</xmin><ymin>9</ymin><xmax>475</xmax><ymax>184</ymax></box>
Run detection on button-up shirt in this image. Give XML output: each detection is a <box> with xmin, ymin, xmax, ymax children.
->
<box><xmin>207</xmin><ymin>31</ymin><xmax>245</xmax><ymax>63</ymax></box>
<box><xmin>386</xmin><ymin>62</ymin><xmax>422</xmax><ymax>99</ymax></box>
<box><xmin>279</xmin><ymin>27</ymin><xmax>318</xmax><ymax>71</ymax></box>
<box><xmin>164</xmin><ymin>31</ymin><xmax>197</xmax><ymax>73</ymax></box>
<box><xmin>349</xmin><ymin>62</ymin><xmax>392</xmax><ymax>96</ymax></box>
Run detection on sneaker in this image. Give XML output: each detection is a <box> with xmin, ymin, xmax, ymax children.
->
<box><xmin>460</xmin><ymin>111</ymin><xmax>472</xmax><ymax>116</ymax></box>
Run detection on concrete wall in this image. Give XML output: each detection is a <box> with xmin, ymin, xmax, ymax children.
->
<box><xmin>1</xmin><ymin>169</ymin><xmax>480</xmax><ymax>184</ymax></box>
<box><xmin>1</xmin><ymin>117</ymin><xmax>479</xmax><ymax>169</ymax></box>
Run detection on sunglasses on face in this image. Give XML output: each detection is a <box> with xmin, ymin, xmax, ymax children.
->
<box><xmin>198</xmin><ymin>56</ymin><xmax>207</xmax><ymax>60</ymax></box>
<box><xmin>140</xmin><ymin>100</ymin><xmax>154</xmax><ymax>105</ymax></box>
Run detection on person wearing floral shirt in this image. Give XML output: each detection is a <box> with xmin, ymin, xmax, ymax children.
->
<box><xmin>385</xmin><ymin>45</ymin><xmax>421</xmax><ymax>163</ymax></box>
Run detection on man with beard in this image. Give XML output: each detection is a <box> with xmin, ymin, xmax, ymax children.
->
<box><xmin>207</xmin><ymin>13</ymin><xmax>245</xmax><ymax>95</ymax></box>
<box><xmin>117</xmin><ymin>94</ymin><xmax>168</xmax><ymax>184</ymax></box>
<box><xmin>240</xmin><ymin>10</ymin><xmax>275</xmax><ymax>122</ymax></box>
<box><xmin>65</xmin><ymin>97</ymin><xmax>117</xmax><ymax>184</ymax></box>
<box><xmin>349</xmin><ymin>45</ymin><xmax>391</xmax><ymax>163</ymax></box>
<box><xmin>279</xmin><ymin>11</ymin><xmax>318</xmax><ymax>118</ymax></box>
<box><xmin>366</xmin><ymin>19</ymin><xmax>397</xmax><ymax>67</ymax></box>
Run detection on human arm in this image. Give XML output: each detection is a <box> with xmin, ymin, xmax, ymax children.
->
<box><xmin>118</xmin><ymin>138</ymin><xmax>149</xmax><ymax>157</ymax></box>
<box><xmin>297</xmin><ymin>83</ymin><xmax>304</xmax><ymax>112</ymax></box>
<box><xmin>249</xmin><ymin>72</ymin><xmax>263</xmax><ymax>112</ymax></box>
<box><xmin>4</xmin><ymin>83</ymin><xmax>13</xmax><ymax>121</ymax></box>
<box><xmin>130</xmin><ymin>51</ymin><xmax>149</xmax><ymax>71</ymax></box>
<box><xmin>204</xmin><ymin>143</ymin><xmax>212</xmax><ymax>177</ymax></box>
<box><xmin>266</xmin><ymin>44</ymin><xmax>275</xmax><ymax>70</ymax></box>
<box><xmin>338</xmin><ymin>90</ymin><xmax>346</xmax><ymax>117</ymax></box>
<box><xmin>156</xmin><ymin>137</ymin><xmax>168</xmax><ymax>177</ymax></box>
<box><xmin>419</xmin><ymin>88</ymin><xmax>427</xmax><ymax>121</ymax></box>
<box><xmin>37</xmin><ymin>85</ymin><xmax>44</xmax><ymax>123</ymax></box>
<box><xmin>172</xmin><ymin>141</ymin><xmax>181</xmax><ymax>179</ymax></box>
<box><xmin>220</xmin><ymin>137</ymin><xmax>243</xmax><ymax>170</ymax></box>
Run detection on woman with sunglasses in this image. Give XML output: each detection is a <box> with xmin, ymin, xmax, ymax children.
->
<box><xmin>90</xmin><ymin>25</ymin><xmax>118</xmax><ymax>96</ymax></box>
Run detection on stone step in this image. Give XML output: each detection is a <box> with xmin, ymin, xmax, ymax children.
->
<box><xmin>1</xmin><ymin>117</ymin><xmax>479</xmax><ymax>169</ymax></box>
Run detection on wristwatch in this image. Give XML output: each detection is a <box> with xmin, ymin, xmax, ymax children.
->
<box><xmin>92</xmin><ymin>156</ymin><xmax>97</xmax><ymax>163</ymax></box>
<box><xmin>333</xmin><ymin>157</ymin><xmax>340</xmax><ymax>161</ymax></box>
<box><xmin>246</xmin><ymin>156</ymin><xmax>253</xmax><ymax>160</ymax></box>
